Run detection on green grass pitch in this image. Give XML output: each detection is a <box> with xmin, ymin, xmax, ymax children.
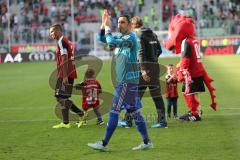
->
<box><xmin>0</xmin><ymin>55</ymin><xmax>240</xmax><ymax>160</ymax></box>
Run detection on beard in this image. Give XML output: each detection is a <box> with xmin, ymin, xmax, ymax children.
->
<box><xmin>119</xmin><ymin>28</ymin><xmax>123</xmax><ymax>34</ymax></box>
<box><xmin>119</xmin><ymin>28</ymin><xmax>127</xmax><ymax>34</ymax></box>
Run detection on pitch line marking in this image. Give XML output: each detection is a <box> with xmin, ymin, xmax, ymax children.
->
<box><xmin>1</xmin><ymin>113</ymin><xmax>240</xmax><ymax>123</ymax></box>
<box><xmin>1</xmin><ymin>107</ymin><xmax>240</xmax><ymax>111</ymax></box>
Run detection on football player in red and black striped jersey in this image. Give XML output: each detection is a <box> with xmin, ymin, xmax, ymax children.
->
<box><xmin>50</xmin><ymin>24</ymin><xmax>84</xmax><ymax>129</ymax></box>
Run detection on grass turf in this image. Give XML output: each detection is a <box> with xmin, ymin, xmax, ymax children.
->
<box><xmin>0</xmin><ymin>55</ymin><xmax>239</xmax><ymax>160</ymax></box>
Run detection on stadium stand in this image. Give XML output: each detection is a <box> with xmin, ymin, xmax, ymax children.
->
<box><xmin>0</xmin><ymin>0</ymin><xmax>239</xmax><ymax>47</ymax></box>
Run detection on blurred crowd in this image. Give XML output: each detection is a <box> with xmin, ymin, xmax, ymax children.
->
<box><xmin>173</xmin><ymin>0</ymin><xmax>239</xmax><ymax>33</ymax></box>
<box><xmin>0</xmin><ymin>0</ymin><xmax>239</xmax><ymax>45</ymax></box>
<box><xmin>0</xmin><ymin>0</ymin><xmax>135</xmax><ymax>44</ymax></box>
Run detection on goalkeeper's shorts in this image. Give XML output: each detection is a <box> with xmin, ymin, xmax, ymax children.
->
<box><xmin>110</xmin><ymin>83</ymin><xmax>142</xmax><ymax>113</ymax></box>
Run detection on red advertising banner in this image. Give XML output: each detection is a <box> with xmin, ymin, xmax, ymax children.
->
<box><xmin>199</xmin><ymin>37</ymin><xmax>240</xmax><ymax>55</ymax></box>
<box><xmin>10</xmin><ymin>44</ymin><xmax>57</xmax><ymax>54</ymax></box>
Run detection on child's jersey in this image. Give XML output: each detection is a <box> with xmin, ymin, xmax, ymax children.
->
<box><xmin>166</xmin><ymin>75</ymin><xmax>178</xmax><ymax>98</ymax></box>
<box><xmin>80</xmin><ymin>79</ymin><xmax>102</xmax><ymax>110</ymax></box>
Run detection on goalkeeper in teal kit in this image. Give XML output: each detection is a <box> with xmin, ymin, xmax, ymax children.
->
<box><xmin>88</xmin><ymin>10</ymin><xmax>153</xmax><ymax>151</ymax></box>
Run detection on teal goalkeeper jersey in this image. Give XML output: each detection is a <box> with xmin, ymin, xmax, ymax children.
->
<box><xmin>99</xmin><ymin>30</ymin><xmax>139</xmax><ymax>84</ymax></box>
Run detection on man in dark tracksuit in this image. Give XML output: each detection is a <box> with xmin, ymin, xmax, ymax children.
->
<box><xmin>124</xmin><ymin>16</ymin><xmax>167</xmax><ymax>128</ymax></box>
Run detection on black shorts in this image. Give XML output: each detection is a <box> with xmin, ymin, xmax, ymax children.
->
<box><xmin>55</xmin><ymin>77</ymin><xmax>74</xmax><ymax>99</ymax></box>
<box><xmin>182</xmin><ymin>76</ymin><xmax>205</xmax><ymax>94</ymax></box>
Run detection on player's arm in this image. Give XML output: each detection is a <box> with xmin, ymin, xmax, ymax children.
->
<box><xmin>62</xmin><ymin>55</ymin><xmax>68</xmax><ymax>84</ymax></box>
<box><xmin>74</xmin><ymin>82</ymin><xmax>84</xmax><ymax>90</ymax></box>
<box><xmin>103</xmin><ymin>9</ymin><xmax>129</xmax><ymax>47</ymax></box>
<box><xmin>98</xmin><ymin>28</ymin><xmax>117</xmax><ymax>51</ymax></box>
<box><xmin>166</xmin><ymin>75</ymin><xmax>172</xmax><ymax>83</ymax></box>
<box><xmin>179</xmin><ymin>39</ymin><xmax>191</xmax><ymax>70</ymax></box>
<box><xmin>98</xmin><ymin>9</ymin><xmax>110</xmax><ymax>44</ymax></box>
<box><xmin>98</xmin><ymin>9</ymin><xmax>109</xmax><ymax>44</ymax></box>
<box><xmin>98</xmin><ymin>27</ymin><xmax>107</xmax><ymax>43</ymax></box>
<box><xmin>138</xmin><ymin>36</ymin><xmax>150</xmax><ymax>82</ymax></box>
<box><xmin>166</xmin><ymin>74</ymin><xmax>178</xmax><ymax>83</ymax></box>
<box><xmin>173</xmin><ymin>75</ymin><xmax>178</xmax><ymax>83</ymax></box>
<box><xmin>176</xmin><ymin>39</ymin><xmax>192</xmax><ymax>82</ymax></box>
<box><xmin>99</xmin><ymin>9</ymin><xmax>119</xmax><ymax>50</ymax></box>
<box><xmin>138</xmin><ymin>36</ymin><xmax>147</xmax><ymax>70</ymax></box>
<box><xmin>165</xmin><ymin>75</ymin><xmax>170</xmax><ymax>83</ymax></box>
<box><xmin>154</xmin><ymin>33</ymin><xmax>162</xmax><ymax>57</ymax></box>
<box><xmin>58</xmin><ymin>39</ymin><xmax>69</xmax><ymax>84</ymax></box>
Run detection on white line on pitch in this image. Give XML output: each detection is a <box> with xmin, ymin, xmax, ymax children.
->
<box><xmin>0</xmin><ymin>113</ymin><xmax>240</xmax><ymax>123</ymax></box>
<box><xmin>0</xmin><ymin>107</ymin><xmax>52</xmax><ymax>110</ymax></box>
<box><xmin>1</xmin><ymin>107</ymin><xmax>240</xmax><ymax>111</ymax></box>
<box><xmin>219</xmin><ymin>108</ymin><xmax>240</xmax><ymax>110</ymax></box>
<box><xmin>0</xmin><ymin>119</ymin><xmax>57</xmax><ymax>123</ymax></box>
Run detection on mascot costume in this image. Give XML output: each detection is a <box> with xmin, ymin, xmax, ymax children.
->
<box><xmin>163</xmin><ymin>14</ymin><xmax>217</xmax><ymax>121</ymax></box>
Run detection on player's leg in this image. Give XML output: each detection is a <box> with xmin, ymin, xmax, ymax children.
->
<box><xmin>123</xmin><ymin>112</ymin><xmax>133</xmax><ymax>128</ymax></box>
<box><xmin>88</xmin><ymin>84</ymin><xmax>125</xmax><ymax>150</ymax></box>
<box><xmin>153</xmin><ymin>96</ymin><xmax>166</xmax><ymax>122</ymax></box>
<box><xmin>188</xmin><ymin>94</ymin><xmax>200</xmax><ymax>116</ymax></box>
<box><xmin>69</xmin><ymin>101</ymin><xmax>84</xmax><ymax>117</ymax></box>
<box><xmin>172</xmin><ymin>97</ymin><xmax>178</xmax><ymax>118</ymax></box>
<box><xmin>129</xmin><ymin>103</ymin><xmax>153</xmax><ymax>150</ymax></box>
<box><xmin>179</xmin><ymin>77</ymin><xmax>205</xmax><ymax>121</ymax></box>
<box><xmin>122</xmin><ymin>78</ymin><xmax>147</xmax><ymax>128</ymax></box>
<box><xmin>193</xmin><ymin>77</ymin><xmax>205</xmax><ymax>115</ymax></box>
<box><xmin>53</xmin><ymin>78</ymin><xmax>71</xmax><ymax>128</ymax></box>
<box><xmin>130</xmin><ymin>109</ymin><xmax>150</xmax><ymax>141</ymax></box>
<box><xmin>149</xmin><ymin>82</ymin><xmax>167</xmax><ymax>128</ymax></box>
<box><xmin>58</xmin><ymin>98</ymin><xmax>70</xmax><ymax>124</ymax></box>
<box><xmin>195</xmin><ymin>94</ymin><xmax>203</xmax><ymax>115</ymax></box>
<box><xmin>54</xmin><ymin>98</ymin><xmax>83</xmax><ymax>128</ymax></box>
<box><xmin>179</xmin><ymin>94</ymin><xmax>201</xmax><ymax>121</ymax></box>
<box><xmin>149</xmin><ymin>64</ymin><xmax>167</xmax><ymax>128</ymax></box>
<box><xmin>102</xmin><ymin>84</ymin><xmax>127</xmax><ymax>146</ymax></box>
<box><xmin>167</xmin><ymin>97</ymin><xmax>172</xmax><ymax>118</ymax></box>
<box><xmin>53</xmin><ymin>98</ymin><xmax>71</xmax><ymax>128</ymax></box>
<box><xmin>87</xmin><ymin>112</ymin><xmax>119</xmax><ymax>151</ymax></box>
<box><xmin>77</xmin><ymin>107</ymin><xmax>89</xmax><ymax>128</ymax></box>
<box><xmin>67</xmin><ymin>78</ymin><xmax>84</xmax><ymax>117</ymax></box>
<box><xmin>93</xmin><ymin>107</ymin><xmax>104</xmax><ymax>125</ymax></box>
<box><xmin>138</xmin><ymin>77</ymin><xmax>147</xmax><ymax>99</ymax></box>
<box><xmin>126</xmin><ymin>83</ymin><xmax>152</xmax><ymax>150</ymax></box>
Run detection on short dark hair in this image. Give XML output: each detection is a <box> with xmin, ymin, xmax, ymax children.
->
<box><xmin>167</xmin><ymin>64</ymin><xmax>174</xmax><ymax>67</ymax></box>
<box><xmin>119</xmin><ymin>14</ymin><xmax>131</xmax><ymax>23</ymax></box>
<box><xmin>50</xmin><ymin>23</ymin><xmax>62</xmax><ymax>31</ymax></box>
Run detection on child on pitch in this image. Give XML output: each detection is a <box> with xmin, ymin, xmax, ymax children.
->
<box><xmin>165</xmin><ymin>64</ymin><xmax>179</xmax><ymax>119</ymax></box>
<box><xmin>75</xmin><ymin>68</ymin><xmax>104</xmax><ymax>128</ymax></box>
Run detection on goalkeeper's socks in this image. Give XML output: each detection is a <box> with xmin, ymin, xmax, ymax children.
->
<box><xmin>133</xmin><ymin>111</ymin><xmax>150</xmax><ymax>143</ymax></box>
<box><xmin>102</xmin><ymin>112</ymin><xmax>119</xmax><ymax>146</ymax></box>
<box><xmin>143</xmin><ymin>138</ymin><xmax>150</xmax><ymax>145</ymax></box>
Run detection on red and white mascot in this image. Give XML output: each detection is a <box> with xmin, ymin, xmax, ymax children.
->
<box><xmin>163</xmin><ymin>14</ymin><xmax>217</xmax><ymax>121</ymax></box>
